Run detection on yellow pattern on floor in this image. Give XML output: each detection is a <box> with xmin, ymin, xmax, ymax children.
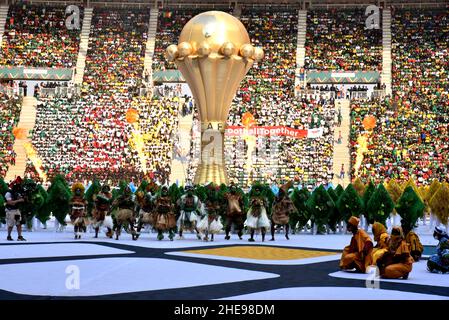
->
<box><xmin>183</xmin><ymin>246</ymin><xmax>336</xmax><ymax>260</ymax></box>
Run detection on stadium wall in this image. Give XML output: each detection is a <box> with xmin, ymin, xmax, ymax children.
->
<box><xmin>6</xmin><ymin>0</ymin><xmax>448</xmax><ymax>9</ymax></box>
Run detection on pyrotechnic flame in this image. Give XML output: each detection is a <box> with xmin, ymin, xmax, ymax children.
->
<box><xmin>354</xmin><ymin>113</ymin><xmax>377</xmax><ymax>178</ymax></box>
<box><xmin>242</xmin><ymin>124</ymin><xmax>256</xmax><ymax>184</ymax></box>
<box><xmin>23</xmin><ymin>142</ymin><xmax>47</xmax><ymax>182</ymax></box>
<box><xmin>354</xmin><ymin>134</ymin><xmax>369</xmax><ymax>177</ymax></box>
<box><xmin>129</xmin><ymin>123</ymin><xmax>147</xmax><ymax>174</ymax></box>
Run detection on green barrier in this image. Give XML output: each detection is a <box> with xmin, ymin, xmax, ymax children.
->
<box><xmin>0</xmin><ymin>66</ymin><xmax>73</xmax><ymax>80</ymax></box>
<box><xmin>306</xmin><ymin>71</ymin><xmax>380</xmax><ymax>83</ymax></box>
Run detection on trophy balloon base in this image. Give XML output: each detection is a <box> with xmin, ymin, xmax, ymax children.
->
<box><xmin>193</xmin><ymin>163</ymin><xmax>228</xmax><ymax>185</ymax></box>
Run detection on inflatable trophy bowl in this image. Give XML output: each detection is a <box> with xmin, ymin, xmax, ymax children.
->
<box><xmin>166</xmin><ymin>11</ymin><xmax>263</xmax><ymax>185</ymax></box>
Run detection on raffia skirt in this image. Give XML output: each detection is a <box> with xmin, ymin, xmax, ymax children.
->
<box><xmin>177</xmin><ymin>210</ymin><xmax>198</xmax><ymax>229</ymax></box>
<box><xmin>139</xmin><ymin>209</ymin><xmax>155</xmax><ymax>225</ymax></box>
<box><xmin>244</xmin><ymin>207</ymin><xmax>271</xmax><ymax>229</ymax></box>
<box><xmin>197</xmin><ymin>215</ymin><xmax>223</xmax><ymax>234</ymax></box>
<box><xmin>116</xmin><ymin>209</ymin><xmax>134</xmax><ymax>223</ymax></box>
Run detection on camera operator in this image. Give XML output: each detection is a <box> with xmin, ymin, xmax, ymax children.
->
<box><xmin>5</xmin><ymin>179</ymin><xmax>26</xmax><ymax>241</ymax></box>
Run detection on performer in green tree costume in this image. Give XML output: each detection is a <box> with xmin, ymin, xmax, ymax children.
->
<box><xmin>153</xmin><ymin>185</ymin><xmax>177</xmax><ymax>241</ymax></box>
<box><xmin>112</xmin><ymin>186</ymin><xmax>137</xmax><ymax>240</ymax></box>
<box><xmin>224</xmin><ymin>183</ymin><xmax>246</xmax><ymax>240</ymax></box>
<box><xmin>91</xmin><ymin>184</ymin><xmax>114</xmax><ymax>238</ymax></box>
<box><xmin>176</xmin><ymin>184</ymin><xmax>203</xmax><ymax>240</ymax></box>
<box><xmin>245</xmin><ymin>183</ymin><xmax>271</xmax><ymax>242</ymax></box>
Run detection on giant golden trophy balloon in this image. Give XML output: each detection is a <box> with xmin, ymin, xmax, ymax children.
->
<box><xmin>166</xmin><ymin>11</ymin><xmax>263</xmax><ymax>184</ymax></box>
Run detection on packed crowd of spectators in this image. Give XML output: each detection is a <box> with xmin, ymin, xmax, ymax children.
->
<box><xmin>28</xmin><ymin>92</ymin><xmax>182</xmax><ymax>185</ymax></box>
<box><xmin>225</xmin><ymin>98</ymin><xmax>335</xmax><ymax>185</ymax></box>
<box><xmin>0</xmin><ymin>91</ymin><xmax>22</xmax><ymax>177</ymax></box>
<box><xmin>391</xmin><ymin>9</ymin><xmax>449</xmax><ymax>184</ymax></box>
<box><xmin>186</xmin><ymin>111</ymin><xmax>201</xmax><ymax>183</ymax></box>
<box><xmin>350</xmin><ymin>9</ymin><xmax>449</xmax><ymax>185</ymax></box>
<box><xmin>305</xmin><ymin>9</ymin><xmax>382</xmax><ymax>71</ymax></box>
<box><xmin>83</xmin><ymin>8</ymin><xmax>148</xmax><ymax>92</ymax></box>
<box><xmin>0</xmin><ymin>4</ymin><xmax>82</xmax><ymax>68</ymax></box>
<box><xmin>133</xmin><ymin>95</ymin><xmax>180</xmax><ymax>182</ymax></box>
<box><xmin>230</xmin><ymin>8</ymin><xmax>298</xmax><ymax>122</ymax></box>
<box><xmin>223</xmin><ymin>9</ymin><xmax>302</xmax><ymax>185</ymax></box>
<box><xmin>4</xmin><ymin>6</ymin><xmax>447</xmax><ymax>188</ymax></box>
<box><xmin>29</xmin><ymin>97</ymin><xmax>79</xmax><ymax>177</ymax></box>
<box><xmin>391</xmin><ymin>8</ymin><xmax>448</xmax><ymax>120</ymax></box>
<box><xmin>350</xmin><ymin>97</ymin><xmax>449</xmax><ymax>185</ymax></box>
<box><xmin>25</xmin><ymin>9</ymin><xmax>181</xmax><ymax>184</ymax></box>
<box><xmin>222</xmin><ymin>96</ymin><xmax>335</xmax><ymax>187</ymax></box>
<box><xmin>152</xmin><ymin>9</ymin><xmax>205</xmax><ymax>71</ymax></box>
<box><xmin>284</xmin><ymin>98</ymin><xmax>335</xmax><ymax>185</ymax></box>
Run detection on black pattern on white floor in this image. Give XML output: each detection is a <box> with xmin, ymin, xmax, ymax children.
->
<box><xmin>0</xmin><ymin>241</ymin><xmax>446</xmax><ymax>300</ymax></box>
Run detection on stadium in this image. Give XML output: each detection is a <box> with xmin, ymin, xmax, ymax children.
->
<box><xmin>0</xmin><ymin>0</ymin><xmax>448</xmax><ymax>303</ymax></box>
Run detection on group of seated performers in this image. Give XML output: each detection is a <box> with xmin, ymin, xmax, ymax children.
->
<box><xmin>340</xmin><ymin>216</ymin><xmax>425</xmax><ymax>279</ymax></box>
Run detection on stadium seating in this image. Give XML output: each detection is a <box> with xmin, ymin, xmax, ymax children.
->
<box><xmin>0</xmin><ymin>91</ymin><xmax>22</xmax><ymax>177</ymax></box>
<box><xmin>152</xmin><ymin>9</ymin><xmax>204</xmax><ymax>71</ymax></box>
<box><xmin>225</xmin><ymin>9</ymin><xmax>302</xmax><ymax>184</ymax></box>
<box><xmin>0</xmin><ymin>5</ymin><xmax>446</xmax><ymax>187</ymax></box>
<box><xmin>305</xmin><ymin>9</ymin><xmax>382</xmax><ymax>71</ymax></box>
<box><xmin>83</xmin><ymin>8</ymin><xmax>148</xmax><ymax>91</ymax></box>
<box><xmin>0</xmin><ymin>4</ymin><xmax>83</xmax><ymax>68</ymax></box>
<box><xmin>350</xmin><ymin>9</ymin><xmax>449</xmax><ymax>185</ymax></box>
<box><xmin>25</xmin><ymin>9</ymin><xmax>180</xmax><ymax>184</ymax></box>
<box><xmin>284</xmin><ymin>98</ymin><xmax>335</xmax><ymax>185</ymax></box>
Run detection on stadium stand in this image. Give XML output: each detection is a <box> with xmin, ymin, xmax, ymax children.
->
<box><xmin>0</xmin><ymin>90</ymin><xmax>22</xmax><ymax>177</ymax></box>
<box><xmin>305</xmin><ymin>8</ymin><xmax>382</xmax><ymax>71</ymax></box>
<box><xmin>350</xmin><ymin>9</ymin><xmax>449</xmax><ymax>185</ymax></box>
<box><xmin>0</xmin><ymin>3</ymin><xmax>83</xmax><ymax>67</ymax></box>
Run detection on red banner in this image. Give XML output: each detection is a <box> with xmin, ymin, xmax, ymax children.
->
<box><xmin>225</xmin><ymin>126</ymin><xmax>308</xmax><ymax>138</ymax></box>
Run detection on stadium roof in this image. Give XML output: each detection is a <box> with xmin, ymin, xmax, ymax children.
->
<box><xmin>20</xmin><ymin>0</ymin><xmax>449</xmax><ymax>9</ymax></box>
